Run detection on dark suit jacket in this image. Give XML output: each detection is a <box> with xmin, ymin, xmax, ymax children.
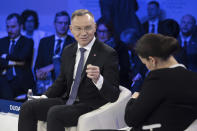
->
<box><xmin>0</xmin><ymin>35</ymin><xmax>34</xmax><ymax>93</ymax></box>
<box><xmin>44</xmin><ymin>39</ymin><xmax>120</xmax><ymax>109</ymax></box>
<box><xmin>125</xmin><ymin>67</ymin><xmax>197</xmax><ymax>131</ymax></box>
<box><xmin>176</xmin><ymin>34</ymin><xmax>197</xmax><ymax>72</ymax></box>
<box><xmin>35</xmin><ymin>35</ymin><xmax>75</xmax><ymax>79</ymax></box>
<box><xmin>142</xmin><ymin>21</ymin><xmax>163</xmax><ymax>34</ymax></box>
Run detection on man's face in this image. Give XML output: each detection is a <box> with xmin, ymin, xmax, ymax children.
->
<box><xmin>54</xmin><ymin>16</ymin><xmax>69</xmax><ymax>36</ymax></box>
<box><xmin>180</xmin><ymin>15</ymin><xmax>195</xmax><ymax>36</ymax></box>
<box><xmin>25</xmin><ymin>15</ymin><xmax>35</xmax><ymax>32</ymax></box>
<box><xmin>96</xmin><ymin>24</ymin><xmax>110</xmax><ymax>42</ymax></box>
<box><xmin>147</xmin><ymin>4</ymin><xmax>159</xmax><ymax>20</ymax></box>
<box><xmin>70</xmin><ymin>14</ymin><xmax>96</xmax><ymax>47</ymax></box>
<box><xmin>6</xmin><ymin>17</ymin><xmax>21</xmax><ymax>39</ymax></box>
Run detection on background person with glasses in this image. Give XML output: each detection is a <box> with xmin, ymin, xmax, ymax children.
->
<box><xmin>34</xmin><ymin>11</ymin><xmax>75</xmax><ymax>95</ymax></box>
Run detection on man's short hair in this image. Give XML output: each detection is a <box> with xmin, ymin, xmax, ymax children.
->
<box><xmin>182</xmin><ymin>14</ymin><xmax>196</xmax><ymax>25</ymax></box>
<box><xmin>71</xmin><ymin>9</ymin><xmax>94</xmax><ymax>21</ymax></box>
<box><xmin>54</xmin><ymin>11</ymin><xmax>70</xmax><ymax>24</ymax></box>
<box><xmin>6</xmin><ymin>13</ymin><xmax>22</xmax><ymax>25</ymax></box>
<box><xmin>148</xmin><ymin>1</ymin><xmax>160</xmax><ymax>8</ymax></box>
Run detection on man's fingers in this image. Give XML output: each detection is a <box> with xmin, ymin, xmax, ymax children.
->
<box><xmin>87</xmin><ymin>64</ymin><xmax>98</xmax><ymax>70</ymax></box>
<box><xmin>87</xmin><ymin>74</ymin><xmax>97</xmax><ymax>79</ymax></box>
<box><xmin>86</xmin><ymin>69</ymin><xmax>99</xmax><ymax>73</ymax></box>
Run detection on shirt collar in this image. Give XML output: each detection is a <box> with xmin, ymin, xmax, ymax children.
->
<box><xmin>10</xmin><ymin>35</ymin><xmax>20</xmax><ymax>44</ymax></box>
<box><xmin>77</xmin><ymin>37</ymin><xmax>96</xmax><ymax>52</ymax></box>
<box><xmin>180</xmin><ymin>32</ymin><xmax>191</xmax><ymax>42</ymax></box>
<box><xmin>169</xmin><ymin>64</ymin><xmax>186</xmax><ymax>69</ymax></box>
<box><xmin>55</xmin><ymin>34</ymin><xmax>67</xmax><ymax>41</ymax></box>
<box><xmin>149</xmin><ymin>18</ymin><xmax>159</xmax><ymax>25</ymax></box>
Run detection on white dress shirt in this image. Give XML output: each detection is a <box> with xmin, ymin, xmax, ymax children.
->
<box><xmin>72</xmin><ymin>37</ymin><xmax>103</xmax><ymax>91</ymax></box>
<box><xmin>148</xmin><ymin>18</ymin><xmax>159</xmax><ymax>34</ymax></box>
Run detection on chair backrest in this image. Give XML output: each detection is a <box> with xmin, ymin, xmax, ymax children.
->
<box><xmin>37</xmin><ymin>86</ymin><xmax>132</xmax><ymax>131</ymax></box>
<box><xmin>184</xmin><ymin>119</ymin><xmax>197</xmax><ymax>131</ymax></box>
<box><xmin>77</xmin><ymin>86</ymin><xmax>132</xmax><ymax>131</ymax></box>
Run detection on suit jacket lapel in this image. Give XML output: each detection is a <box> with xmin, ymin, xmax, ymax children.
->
<box><xmin>81</xmin><ymin>39</ymin><xmax>100</xmax><ymax>81</ymax></box>
<box><xmin>49</xmin><ymin>35</ymin><xmax>55</xmax><ymax>59</ymax></box>
<box><xmin>12</xmin><ymin>36</ymin><xmax>24</xmax><ymax>54</ymax></box>
<box><xmin>67</xmin><ymin>43</ymin><xmax>78</xmax><ymax>91</ymax></box>
<box><xmin>5</xmin><ymin>37</ymin><xmax>10</xmax><ymax>53</ymax></box>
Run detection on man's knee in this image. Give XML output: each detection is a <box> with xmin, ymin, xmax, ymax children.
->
<box><xmin>20</xmin><ymin>100</ymin><xmax>37</xmax><ymax>115</ymax></box>
<box><xmin>47</xmin><ymin>106</ymin><xmax>61</xmax><ymax>121</ymax></box>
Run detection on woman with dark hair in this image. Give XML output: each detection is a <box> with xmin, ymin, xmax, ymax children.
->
<box><xmin>21</xmin><ymin>9</ymin><xmax>46</xmax><ymax>77</ymax></box>
<box><xmin>124</xmin><ymin>33</ymin><xmax>197</xmax><ymax>131</ymax></box>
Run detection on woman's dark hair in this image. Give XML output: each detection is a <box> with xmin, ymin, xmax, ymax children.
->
<box><xmin>135</xmin><ymin>33</ymin><xmax>180</xmax><ymax>60</ymax></box>
<box><xmin>21</xmin><ymin>9</ymin><xmax>39</xmax><ymax>30</ymax></box>
<box><xmin>160</xmin><ymin>19</ymin><xmax>180</xmax><ymax>38</ymax></box>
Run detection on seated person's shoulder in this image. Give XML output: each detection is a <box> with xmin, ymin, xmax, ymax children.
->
<box><xmin>0</xmin><ymin>36</ymin><xmax>8</xmax><ymax>42</ymax></box>
<box><xmin>40</xmin><ymin>35</ymin><xmax>54</xmax><ymax>42</ymax></box>
<box><xmin>67</xmin><ymin>35</ymin><xmax>76</xmax><ymax>43</ymax></box>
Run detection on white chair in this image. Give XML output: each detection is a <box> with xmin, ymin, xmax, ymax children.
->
<box><xmin>37</xmin><ymin>85</ymin><xmax>132</xmax><ymax>131</ymax></box>
<box><xmin>185</xmin><ymin>119</ymin><xmax>197</xmax><ymax>131</ymax></box>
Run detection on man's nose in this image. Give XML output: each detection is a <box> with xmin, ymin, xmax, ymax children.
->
<box><xmin>81</xmin><ymin>29</ymin><xmax>88</xmax><ymax>35</ymax></box>
<box><xmin>7</xmin><ymin>28</ymin><xmax>11</xmax><ymax>32</ymax></box>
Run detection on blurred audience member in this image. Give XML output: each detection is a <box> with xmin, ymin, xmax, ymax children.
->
<box><xmin>99</xmin><ymin>0</ymin><xmax>143</xmax><ymax>42</ymax></box>
<box><xmin>21</xmin><ymin>9</ymin><xmax>47</xmax><ymax>73</ymax></box>
<box><xmin>160</xmin><ymin>19</ymin><xmax>180</xmax><ymax>38</ymax></box>
<box><xmin>0</xmin><ymin>13</ymin><xmax>34</xmax><ymax>99</ymax></box>
<box><xmin>34</xmin><ymin>11</ymin><xmax>75</xmax><ymax>95</ymax></box>
<box><xmin>176</xmin><ymin>14</ymin><xmax>197</xmax><ymax>72</ymax></box>
<box><xmin>143</xmin><ymin>1</ymin><xmax>163</xmax><ymax>34</ymax></box>
<box><xmin>120</xmin><ymin>28</ymin><xmax>147</xmax><ymax>92</ymax></box>
<box><xmin>96</xmin><ymin>17</ymin><xmax>131</xmax><ymax>89</ymax></box>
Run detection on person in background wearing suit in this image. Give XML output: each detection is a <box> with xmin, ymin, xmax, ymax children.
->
<box><xmin>0</xmin><ymin>13</ymin><xmax>34</xmax><ymax>99</ymax></box>
<box><xmin>18</xmin><ymin>9</ymin><xmax>120</xmax><ymax>131</ymax></box>
<box><xmin>125</xmin><ymin>34</ymin><xmax>197</xmax><ymax>131</ymax></box>
<box><xmin>176</xmin><ymin>14</ymin><xmax>197</xmax><ymax>72</ymax></box>
<box><xmin>96</xmin><ymin>17</ymin><xmax>131</xmax><ymax>89</ymax></box>
<box><xmin>142</xmin><ymin>1</ymin><xmax>162</xmax><ymax>34</ymax></box>
<box><xmin>34</xmin><ymin>11</ymin><xmax>75</xmax><ymax>94</ymax></box>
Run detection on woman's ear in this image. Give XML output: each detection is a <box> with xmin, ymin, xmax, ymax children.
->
<box><xmin>149</xmin><ymin>56</ymin><xmax>157</xmax><ymax>67</ymax></box>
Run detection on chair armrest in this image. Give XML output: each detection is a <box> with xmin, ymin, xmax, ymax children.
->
<box><xmin>77</xmin><ymin>86</ymin><xmax>131</xmax><ymax>131</ymax></box>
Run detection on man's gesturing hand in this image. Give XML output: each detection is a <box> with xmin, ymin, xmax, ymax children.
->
<box><xmin>86</xmin><ymin>64</ymin><xmax>100</xmax><ymax>83</ymax></box>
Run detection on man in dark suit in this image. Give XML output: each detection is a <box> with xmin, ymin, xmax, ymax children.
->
<box><xmin>18</xmin><ymin>9</ymin><xmax>120</xmax><ymax>131</ymax></box>
<box><xmin>142</xmin><ymin>1</ymin><xmax>163</xmax><ymax>34</ymax></box>
<box><xmin>35</xmin><ymin>11</ymin><xmax>75</xmax><ymax>94</ymax></box>
<box><xmin>176</xmin><ymin>14</ymin><xmax>197</xmax><ymax>72</ymax></box>
<box><xmin>0</xmin><ymin>13</ymin><xmax>34</xmax><ymax>99</ymax></box>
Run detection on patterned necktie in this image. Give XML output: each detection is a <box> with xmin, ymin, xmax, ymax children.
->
<box><xmin>9</xmin><ymin>40</ymin><xmax>15</xmax><ymax>54</ymax></box>
<box><xmin>54</xmin><ymin>39</ymin><xmax>62</xmax><ymax>55</ymax></box>
<box><xmin>7</xmin><ymin>40</ymin><xmax>16</xmax><ymax>81</ymax></box>
<box><xmin>151</xmin><ymin>24</ymin><xmax>155</xmax><ymax>33</ymax></box>
<box><xmin>66</xmin><ymin>48</ymin><xmax>86</xmax><ymax>105</ymax></box>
